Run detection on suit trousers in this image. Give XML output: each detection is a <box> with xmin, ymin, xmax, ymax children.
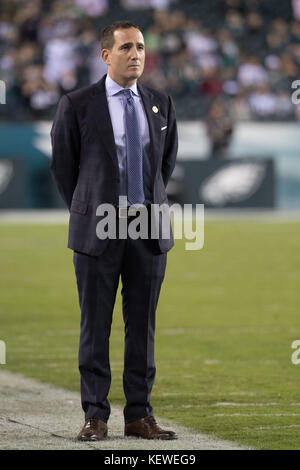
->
<box><xmin>73</xmin><ymin>216</ymin><xmax>167</xmax><ymax>424</ymax></box>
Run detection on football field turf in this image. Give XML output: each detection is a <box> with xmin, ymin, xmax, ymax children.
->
<box><xmin>0</xmin><ymin>219</ymin><xmax>299</xmax><ymax>450</ymax></box>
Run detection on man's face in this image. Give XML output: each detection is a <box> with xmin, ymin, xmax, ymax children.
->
<box><xmin>102</xmin><ymin>28</ymin><xmax>145</xmax><ymax>87</ymax></box>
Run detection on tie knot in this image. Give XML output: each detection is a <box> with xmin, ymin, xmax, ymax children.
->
<box><xmin>121</xmin><ymin>88</ymin><xmax>133</xmax><ymax>100</ymax></box>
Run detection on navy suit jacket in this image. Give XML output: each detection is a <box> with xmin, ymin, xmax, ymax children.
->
<box><xmin>50</xmin><ymin>74</ymin><xmax>178</xmax><ymax>256</ymax></box>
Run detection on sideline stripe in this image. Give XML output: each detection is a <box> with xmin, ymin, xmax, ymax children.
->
<box><xmin>0</xmin><ymin>370</ymin><xmax>249</xmax><ymax>450</ymax></box>
<box><xmin>1</xmin><ymin>209</ymin><xmax>300</xmax><ymax>225</ymax></box>
<box><xmin>213</xmin><ymin>413</ymin><xmax>300</xmax><ymax>417</ymax></box>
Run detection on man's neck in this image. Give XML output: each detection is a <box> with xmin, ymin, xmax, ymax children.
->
<box><xmin>107</xmin><ymin>73</ymin><xmax>137</xmax><ymax>89</ymax></box>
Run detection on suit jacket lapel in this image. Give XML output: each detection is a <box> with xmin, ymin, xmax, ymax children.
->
<box><xmin>89</xmin><ymin>75</ymin><xmax>119</xmax><ymax>173</ymax></box>
<box><xmin>89</xmin><ymin>76</ymin><xmax>162</xmax><ymax>182</ymax></box>
<box><xmin>138</xmin><ymin>83</ymin><xmax>162</xmax><ymax>183</ymax></box>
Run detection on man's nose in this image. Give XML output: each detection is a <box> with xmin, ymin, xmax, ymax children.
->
<box><xmin>131</xmin><ymin>47</ymin><xmax>139</xmax><ymax>59</ymax></box>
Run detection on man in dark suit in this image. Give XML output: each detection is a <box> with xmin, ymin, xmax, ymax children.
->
<box><xmin>50</xmin><ymin>20</ymin><xmax>178</xmax><ymax>441</ymax></box>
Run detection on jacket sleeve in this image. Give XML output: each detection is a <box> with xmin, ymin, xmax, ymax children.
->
<box><xmin>50</xmin><ymin>94</ymin><xmax>81</xmax><ymax>210</ymax></box>
<box><xmin>161</xmin><ymin>95</ymin><xmax>178</xmax><ymax>188</ymax></box>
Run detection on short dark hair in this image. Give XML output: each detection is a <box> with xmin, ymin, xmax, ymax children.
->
<box><xmin>101</xmin><ymin>20</ymin><xmax>141</xmax><ymax>50</ymax></box>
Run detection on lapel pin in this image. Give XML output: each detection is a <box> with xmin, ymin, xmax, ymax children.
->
<box><xmin>152</xmin><ymin>106</ymin><xmax>159</xmax><ymax>113</ymax></box>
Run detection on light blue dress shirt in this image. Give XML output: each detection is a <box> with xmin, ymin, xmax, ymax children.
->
<box><xmin>105</xmin><ymin>74</ymin><xmax>152</xmax><ymax>208</ymax></box>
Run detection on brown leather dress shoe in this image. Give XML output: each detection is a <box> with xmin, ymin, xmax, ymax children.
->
<box><xmin>76</xmin><ymin>418</ymin><xmax>108</xmax><ymax>441</ymax></box>
<box><xmin>124</xmin><ymin>416</ymin><xmax>177</xmax><ymax>440</ymax></box>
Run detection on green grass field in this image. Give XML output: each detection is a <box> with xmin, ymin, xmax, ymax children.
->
<box><xmin>0</xmin><ymin>220</ymin><xmax>300</xmax><ymax>450</ymax></box>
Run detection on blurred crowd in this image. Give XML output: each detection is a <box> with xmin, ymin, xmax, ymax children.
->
<box><xmin>0</xmin><ymin>0</ymin><xmax>300</xmax><ymax>121</ymax></box>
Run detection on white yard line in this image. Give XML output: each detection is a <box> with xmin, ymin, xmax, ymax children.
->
<box><xmin>213</xmin><ymin>413</ymin><xmax>300</xmax><ymax>417</ymax></box>
<box><xmin>0</xmin><ymin>369</ymin><xmax>249</xmax><ymax>450</ymax></box>
<box><xmin>0</xmin><ymin>209</ymin><xmax>300</xmax><ymax>225</ymax></box>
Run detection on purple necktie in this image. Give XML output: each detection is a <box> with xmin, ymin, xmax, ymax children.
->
<box><xmin>121</xmin><ymin>89</ymin><xmax>145</xmax><ymax>205</ymax></box>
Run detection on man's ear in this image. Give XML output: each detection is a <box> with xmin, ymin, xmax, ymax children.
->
<box><xmin>101</xmin><ymin>49</ymin><xmax>110</xmax><ymax>65</ymax></box>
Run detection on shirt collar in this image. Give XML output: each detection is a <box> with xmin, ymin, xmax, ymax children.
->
<box><xmin>105</xmin><ymin>74</ymin><xmax>139</xmax><ymax>97</ymax></box>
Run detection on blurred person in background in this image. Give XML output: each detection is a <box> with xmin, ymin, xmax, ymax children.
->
<box><xmin>205</xmin><ymin>99</ymin><xmax>234</xmax><ymax>159</ymax></box>
<box><xmin>248</xmin><ymin>83</ymin><xmax>277</xmax><ymax>119</ymax></box>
